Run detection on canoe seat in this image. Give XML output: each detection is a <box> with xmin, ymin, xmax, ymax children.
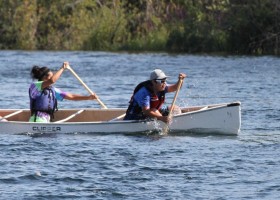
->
<box><xmin>199</xmin><ymin>106</ymin><xmax>208</xmax><ymax>111</ymax></box>
<box><xmin>54</xmin><ymin>110</ymin><xmax>84</xmax><ymax>123</ymax></box>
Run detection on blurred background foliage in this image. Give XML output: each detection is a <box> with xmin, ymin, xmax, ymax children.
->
<box><xmin>0</xmin><ymin>0</ymin><xmax>279</xmax><ymax>55</ymax></box>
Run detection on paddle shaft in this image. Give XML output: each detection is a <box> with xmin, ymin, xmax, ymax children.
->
<box><xmin>167</xmin><ymin>78</ymin><xmax>184</xmax><ymax>118</ymax></box>
<box><xmin>163</xmin><ymin>78</ymin><xmax>184</xmax><ymax>134</ymax></box>
<box><xmin>67</xmin><ymin>66</ymin><xmax>108</xmax><ymax>109</ymax></box>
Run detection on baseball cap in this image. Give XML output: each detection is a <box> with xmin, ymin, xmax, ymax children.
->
<box><xmin>150</xmin><ymin>69</ymin><xmax>169</xmax><ymax>80</ymax></box>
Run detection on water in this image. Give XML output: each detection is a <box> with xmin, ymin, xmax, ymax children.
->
<box><xmin>0</xmin><ymin>51</ymin><xmax>279</xmax><ymax>199</ymax></box>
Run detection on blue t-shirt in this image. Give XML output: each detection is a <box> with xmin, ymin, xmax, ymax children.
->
<box><xmin>133</xmin><ymin>86</ymin><xmax>168</xmax><ymax>109</ymax></box>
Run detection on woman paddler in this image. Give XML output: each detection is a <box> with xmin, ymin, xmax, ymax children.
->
<box><xmin>29</xmin><ymin>62</ymin><xmax>97</xmax><ymax>122</ymax></box>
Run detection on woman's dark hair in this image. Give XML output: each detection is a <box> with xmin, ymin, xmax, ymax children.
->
<box><xmin>31</xmin><ymin>66</ymin><xmax>50</xmax><ymax>81</ymax></box>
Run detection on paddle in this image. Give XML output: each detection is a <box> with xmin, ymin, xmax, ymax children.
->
<box><xmin>162</xmin><ymin>77</ymin><xmax>184</xmax><ymax>135</ymax></box>
<box><xmin>67</xmin><ymin>66</ymin><xmax>108</xmax><ymax>109</ymax></box>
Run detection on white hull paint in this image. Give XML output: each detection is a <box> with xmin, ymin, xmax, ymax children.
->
<box><xmin>0</xmin><ymin>102</ymin><xmax>241</xmax><ymax>135</ymax></box>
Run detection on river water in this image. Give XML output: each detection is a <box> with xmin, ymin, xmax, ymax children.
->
<box><xmin>0</xmin><ymin>51</ymin><xmax>279</xmax><ymax>199</ymax></box>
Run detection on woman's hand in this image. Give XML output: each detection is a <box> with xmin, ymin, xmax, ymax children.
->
<box><xmin>61</xmin><ymin>61</ymin><xmax>69</xmax><ymax>70</ymax></box>
<box><xmin>88</xmin><ymin>93</ymin><xmax>98</xmax><ymax>100</ymax></box>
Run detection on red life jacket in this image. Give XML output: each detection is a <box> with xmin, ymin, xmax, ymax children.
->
<box><xmin>150</xmin><ymin>92</ymin><xmax>165</xmax><ymax>110</ymax></box>
<box><xmin>125</xmin><ymin>80</ymin><xmax>166</xmax><ymax>116</ymax></box>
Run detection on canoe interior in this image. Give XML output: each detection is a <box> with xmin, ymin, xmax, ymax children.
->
<box><xmin>0</xmin><ymin>102</ymin><xmax>237</xmax><ymax>122</ymax></box>
<box><xmin>0</xmin><ymin>109</ymin><xmax>126</xmax><ymax>122</ymax></box>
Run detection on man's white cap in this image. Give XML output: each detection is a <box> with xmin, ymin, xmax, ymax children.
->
<box><xmin>150</xmin><ymin>69</ymin><xmax>169</xmax><ymax>80</ymax></box>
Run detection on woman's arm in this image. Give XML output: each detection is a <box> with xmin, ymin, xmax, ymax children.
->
<box><xmin>42</xmin><ymin>62</ymin><xmax>68</xmax><ymax>89</ymax></box>
<box><xmin>64</xmin><ymin>93</ymin><xmax>97</xmax><ymax>101</ymax></box>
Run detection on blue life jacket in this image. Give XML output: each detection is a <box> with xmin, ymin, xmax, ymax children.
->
<box><xmin>29</xmin><ymin>86</ymin><xmax>58</xmax><ymax>121</ymax></box>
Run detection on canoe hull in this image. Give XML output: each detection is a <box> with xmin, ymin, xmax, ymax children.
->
<box><xmin>169</xmin><ymin>103</ymin><xmax>241</xmax><ymax>134</ymax></box>
<box><xmin>0</xmin><ymin>102</ymin><xmax>241</xmax><ymax>135</ymax></box>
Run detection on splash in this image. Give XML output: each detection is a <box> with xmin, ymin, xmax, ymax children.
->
<box><xmin>151</xmin><ymin>119</ymin><xmax>162</xmax><ymax>132</ymax></box>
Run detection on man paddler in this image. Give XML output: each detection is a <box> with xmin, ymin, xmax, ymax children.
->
<box><xmin>123</xmin><ymin>69</ymin><xmax>186</xmax><ymax>123</ymax></box>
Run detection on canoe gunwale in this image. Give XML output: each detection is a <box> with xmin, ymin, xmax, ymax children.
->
<box><xmin>178</xmin><ymin>101</ymin><xmax>240</xmax><ymax>116</ymax></box>
<box><xmin>2</xmin><ymin>102</ymin><xmax>240</xmax><ymax>124</ymax></box>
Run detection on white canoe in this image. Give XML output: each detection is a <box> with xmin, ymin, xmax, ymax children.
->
<box><xmin>0</xmin><ymin>102</ymin><xmax>241</xmax><ymax>135</ymax></box>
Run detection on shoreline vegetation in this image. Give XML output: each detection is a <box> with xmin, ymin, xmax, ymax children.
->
<box><xmin>0</xmin><ymin>0</ymin><xmax>279</xmax><ymax>55</ymax></box>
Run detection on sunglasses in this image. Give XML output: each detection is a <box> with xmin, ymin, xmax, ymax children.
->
<box><xmin>154</xmin><ymin>79</ymin><xmax>166</xmax><ymax>84</ymax></box>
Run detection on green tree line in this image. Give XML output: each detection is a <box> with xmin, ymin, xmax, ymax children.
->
<box><xmin>0</xmin><ymin>0</ymin><xmax>279</xmax><ymax>55</ymax></box>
